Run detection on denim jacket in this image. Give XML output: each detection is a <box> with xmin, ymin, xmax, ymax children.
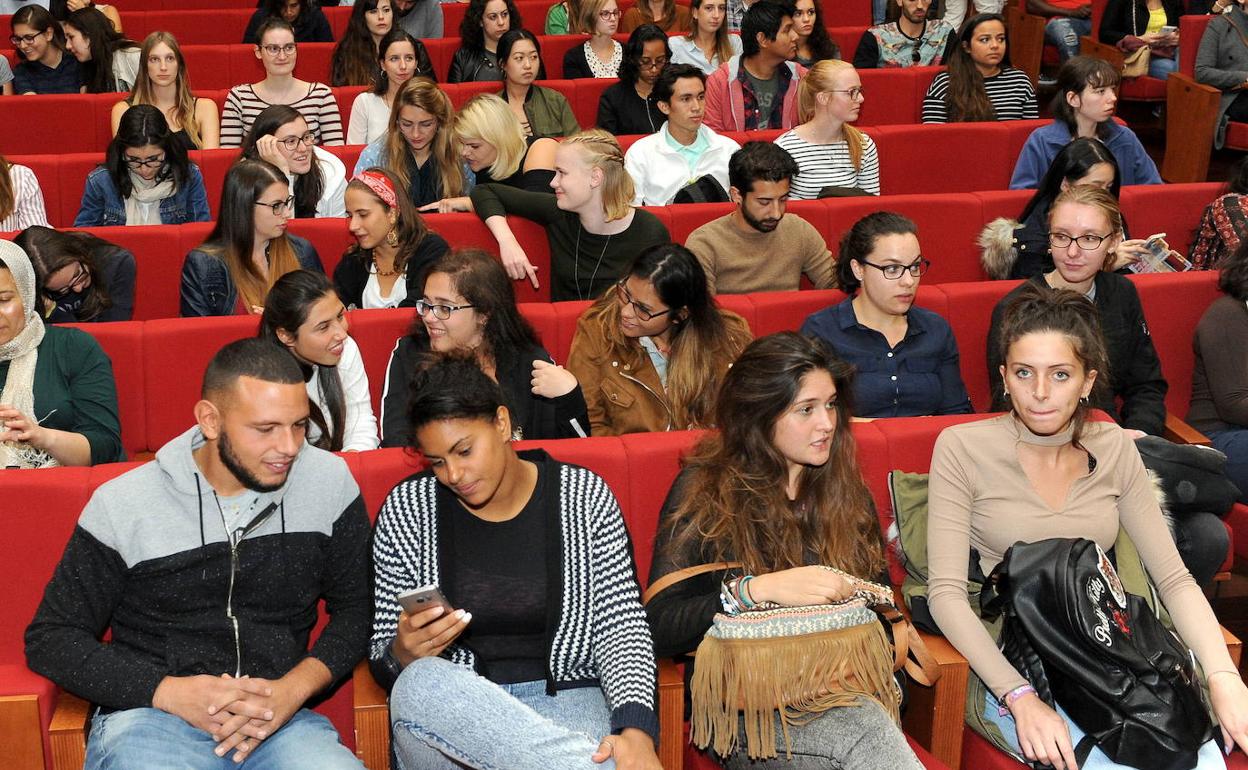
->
<box><xmin>73</xmin><ymin>164</ymin><xmax>211</xmax><ymax>227</ymax></box>
<box><xmin>180</xmin><ymin>235</ymin><xmax>323</xmax><ymax>317</ymax></box>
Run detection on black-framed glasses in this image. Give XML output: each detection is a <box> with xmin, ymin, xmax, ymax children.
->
<box><xmin>1049</xmin><ymin>232</ymin><xmax>1113</xmax><ymax>250</ymax></box>
<box><xmin>829</xmin><ymin>86</ymin><xmax>865</xmax><ymax>100</ymax></box>
<box><xmin>615</xmin><ymin>281</ymin><xmax>674</xmax><ymax>321</ymax></box>
<box><xmin>9</xmin><ymin>32</ymin><xmax>40</xmax><ymax>46</ymax></box>
<box><xmin>254</xmin><ymin>195</ymin><xmax>295</xmax><ymax>215</ymax></box>
<box><xmin>260</xmin><ymin>42</ymin><xmax>297</xmax><ymax>56</ymax></box>
<box><xmin>44</xmin><ymin>262</ymin><xmax>89</xmax><ymax>299</ymax></box>
<box><xmin>124</xmin><ymin>153</ymin><xmax>166</xmax><ymax>169</ymax></box>
<box><xmin>599</xmin><ymin>8</ymin><xmax>621</xmax><ymax>18</ymax></box>
<box><xmin>415</xmin><ymin>299</ymin><xmax>476</xmax><ymax>320</ymax></box>
<box><xmin>638</xmin><ymin>55</ymin><xmax>668</xmax><ymax>69</ymax></box>
<box><xmin>859</xmin><ymin>258</ymin><xmax>929</xmax><ymax>280</ymax></box>
<box><xmin>276</xmin><ymin>132</ymin><xmax>316</xmax><ymax>151</ymax></box>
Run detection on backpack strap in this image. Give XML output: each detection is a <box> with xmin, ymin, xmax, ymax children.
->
<box><xmin>642</xmin><ymin>561</ymin><xmax>743</xmax><ymax>605</ymax></box>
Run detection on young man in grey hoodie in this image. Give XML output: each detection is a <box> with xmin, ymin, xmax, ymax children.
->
<box><xmin>26</xmin><ymin>338</ymin><xmax>372</xmax><ymax>769</ymax></box>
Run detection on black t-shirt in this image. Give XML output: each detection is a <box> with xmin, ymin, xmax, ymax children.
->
<box><xmin>444</xmin><ymin>460</ymin><xmax>550</xmax><ymax>684</ymax></box>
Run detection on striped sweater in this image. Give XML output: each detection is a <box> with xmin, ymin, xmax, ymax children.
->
<box><xmin>369</xmin><ymin>450</ymin><xmax>659</xmax><ymax>743</ymax></box>
<box><xmin>775</xmin><ymin>129</ymin><xmax>881</xmax><ymax>198</ymax></box>
<box><xmin>220</xmin><ymin>82</ymin><xmax>344</xmax><ymax>148</ymax></box>
<box><xmin>920</xmin><ymin>67</ymin><xmax>1038</xmax><ymax>124</ymax></box>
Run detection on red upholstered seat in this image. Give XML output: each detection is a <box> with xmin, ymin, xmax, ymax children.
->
<box><xmin>1119</xmin><ymin>182</ymin><xmax>1223</xmax><ymax>257</ymax></box>
<box><xmin>935</xmin><ymin>280</ymin><xmax>1023</xmax><ymax>411</ymax></box>
<box><xmin>1127</xmin><ymin>270</ymin><xmax>1220</xmax><ymax>417</ymax></box>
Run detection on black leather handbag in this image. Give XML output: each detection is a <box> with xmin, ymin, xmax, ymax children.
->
<box><xmin>980</xmin><ymin>538</ymin><xmax>1214</xmax><ymax>770</ymax></box>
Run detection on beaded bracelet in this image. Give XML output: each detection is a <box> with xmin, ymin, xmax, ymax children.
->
<box><xmin>738</xmin><ymin>575</ymin><xmax>756</xmax><ymax>609</ymax></box>
<box><xmin>998</xmin><ymin>684</ymin><xmax>1036</xmax><ymax>716</ymax></box>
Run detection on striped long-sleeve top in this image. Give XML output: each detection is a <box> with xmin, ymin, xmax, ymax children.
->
<box><xmin>1</xmin><ymin>163</ymin><xmax>50</xmax><ymax>231</ymax></box>
<box><xmin>920</xmin><ymin>67</ymin><xmax>1038</xmax><ymax>124</ymax></box>
<box><xmin>219</xmin><ymin>82</ymin><xmax>345</xmax><ymax>149</ymax></box>
<box><xmin>775</xmin><ymin>129</ymin><xmax>881</xmax><ymax>198</ymax></box>
<box><xmin>368</xmin><ymin>450</ymin><xmax>660</xmax><ymax>745</ymax></box>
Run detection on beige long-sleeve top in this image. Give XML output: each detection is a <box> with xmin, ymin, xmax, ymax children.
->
<box><xmin>926</xmin><ymin>414</ymin><xmax>1235</xmax><ymax>697</ymax></box>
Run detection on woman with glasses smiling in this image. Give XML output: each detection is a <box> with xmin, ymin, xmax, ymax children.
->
<box><xmin>566</xmin><ymin>242</ymin><xmax>751</xmax><ymax>436</ymax></box>
<box><xmin>242</xmin><ymin>104</ymin><xmax>348</xmax><ymax>218</ymax></box>
<box><xmin>562</xmin><ymin>0</ymin><xmax>623</xmax><ymax>79</ymax></box>
<box><xmin>596</xmin><ymin>25</ymin><xmax>670</xmax><ymax>134</ymax></box>
<box><xmin>10</xmin><ymin>4</ymin><xmax>82</xmax><ymax>95</ymax></box>
<box><xmin>221</xmin><ymin>18</ymin><xmax>344</xmax><ymax>148</ymax></box>
<box><xmin>776</xmin><ymin>60</ymin><xmax>880</xmax><ymax>198</ymax></box>
<box><xmin>180</xmin><ymin>158</ymin><xmax>323</xmax><ymax>317</ymax></box>
<box><xmin>380</xmin><ymin>248</ymin><xmax>589</xmax><ymax>447</ymax></box>
<box><xmin>15</xmin><ymin>226</ymin><xmax>135</xmax><ymax>324</ymax></box>
<box><xmin>801</xmin><ymin>212</ymin><xmax>972</xmax><ymax>418</ymax></box>
<box><xmin>74</xmin><ymin>104</ymin><xmax>210</xmax><ymax>228</ymax></box>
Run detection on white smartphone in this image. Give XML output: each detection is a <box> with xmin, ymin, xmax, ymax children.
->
<box><xmin>1160</xmin><ymin>25</ymin><xmax>1178</xmax><ymax>35</ymax></box>
<box><xmin>396</xmin><ymin>584</ymin><xmax>454</xmax><ymax>615</ymax></box>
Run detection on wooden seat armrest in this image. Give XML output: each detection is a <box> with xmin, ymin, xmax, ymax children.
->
<box><xmin>1165</xmin><ymin>412</ymin><xmax>1212</xmax><ymax>446</ymax></box>
<box><xmin>1223</xmin><ymin>626</ymin><xmax>1243</xmax><ymax>669</ymax></box>
<box><xmin>1162</xmin><ymin>72</ymin><xmax>1224</xmax><ymax>182</ymax></box>
<box><xmin>352</xmin><ymin>660</ymin><xmax>391</xmax><ymax>770</ymax></box>
<box><xmin>1006</xmin><ymin>4</ymin><xmax>1048</xmax><ymax>84</ymax></box>
<box><xmin>48</xmin><ymin>692</ymin><xmax>88</xmax><ymax>770</ymax></box>
<box><xmin>1079</xmin><ymin>36</ymin><xmax>1125</xmax><ymax>69</ymax></box>
<box><xmin>657</xmin><ymin>658</ymin><xmax>686</xmax><ymax>770</ymax></box>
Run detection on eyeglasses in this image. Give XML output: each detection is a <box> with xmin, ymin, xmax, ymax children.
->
<box><xmin>638</xmin><ymin>55</ymin><xmax>668</xmax><ymax>69</ymax></box>
<box><xmin>8</xmin><ymin>32</ymin><xmax>41</xmax><ymax>46</ymax></box>
<box><xmin>124</xmin><ymin>153</ymin><xmax>166</xmax><ymax>169</ymax></box>
<box><xmin>44</xmin><ymin>262</ymin><xmax>89</xmax><ymax>299</ymax></box>
<box><xmin>859</xmin><ymin>258</ymin><xmax>930</xmax><ymax>280</ymax></box>
<box><xmin>416</xmin><ymin>299</ymin><xmax>476</xmax><ymax>320</ymax></box>
<box><xmin>1049</xmin><ymin>232</ymin><xmax>1112</xmax><ymax>250</ymax></box>
<box><xmin>599</xmin><ymin>8</ymin><xmax>622</xmax><ymax>18</ymax></box>
<box><xmin>254</xmin><ymin>195</ymin><xmax>295</xmax><ymax>215</ymax></box>
<box><xmin>615</xmin><ymin>280</ymin><xmax>674</xmax><ymax>321</ymax></box>
<box><xmin>260</xmin><ymin>42</ymin><xmax>297</xmax><ymax>56</ymax></box>
<box><xmin>276</xmin><ymin>132</ymin><xmax>316</xmax><ymax>151</ymax></box>
<box><xmin>829</xmin><ymin>86</ymin><xmax>865</xmax><ymax>100</ymax></box>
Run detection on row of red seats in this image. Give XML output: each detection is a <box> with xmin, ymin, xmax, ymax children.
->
<box><xmin>66</xmin><ymin>268</ymin><xmax>1219</xmax><ymax>463</ymax></box>
<box><xmin>0</xmin><ymin>59</ymin><xmax>941</xmax><ymax>155</ymax></box>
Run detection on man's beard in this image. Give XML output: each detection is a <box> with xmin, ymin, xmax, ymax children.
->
<box><xmin>218</xmin><ymin>430</ymin><xmax>287</xmax><ymax>493</ymax></box>
<box><xmin>742</xmin><ymin>206</ymin><xmax>780</xmax><ymax>233</ymax></box>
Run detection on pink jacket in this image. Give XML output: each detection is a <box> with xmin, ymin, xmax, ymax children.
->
<box><xmin>704</xmin><ymin>55</ymin><xmax>806</xmax><ymax>132</ymax></box>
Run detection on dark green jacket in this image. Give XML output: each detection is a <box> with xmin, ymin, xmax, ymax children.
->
<box><xmin>503</xmin><ymin>85</ymin><xmax>581</xmax><ymax>139</ymax></box>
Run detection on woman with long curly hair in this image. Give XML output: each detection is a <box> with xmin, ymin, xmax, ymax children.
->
<box><xmin>921</xmin><ymin>13</ymin><xmax>1036</xmax><ymax>123</ymax></box>
<box><xmin>330</xmin><ymin>0</ymin><xmax>394</xmax><ymax>87</ymax></box>
<box><xmin>449</xmin><ymin>0</ymin><xmax>522</xmax><ymax>83</ymax></box>
<box><xmin>62</xmin><ymin>7</ymin><xmax>139</xmax><ymax>93</ymax></box>
<box><xmin>791</xmin><ymin>0</ymin><xmax>840</xmax><ymax>68</ymax></box>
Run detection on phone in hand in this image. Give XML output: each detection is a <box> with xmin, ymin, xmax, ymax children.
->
<box><xmin>396</xmin><ymin>584</ymin><xmax>454</xmax><ymax>615</ymax></box>
<box><xmin>1160</xmin><ymin>25</ymin><xmax>1178</xmax><ymax>35</ymax></box>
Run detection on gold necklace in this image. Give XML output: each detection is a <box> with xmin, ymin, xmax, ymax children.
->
<box><xmin>373</xmin><ymin>255</ymin><xmax>399</xmax><ymax>277</ymax></box>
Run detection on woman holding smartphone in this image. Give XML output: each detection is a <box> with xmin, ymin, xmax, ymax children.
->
<box><xmin>369</xmin><ymin>356</ymin><xmax>661</xmax><ymax>769</ymax></box>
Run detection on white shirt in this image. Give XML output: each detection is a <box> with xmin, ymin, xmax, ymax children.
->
<box><xmin>361</xmin><ymin>271</ymin><xmax>408</xmax><ymax>309</ymax></box>
<box><xmin>348</xmin><ymin>92</ymin><xmax>391</xmax><ymax>146</ymax></box>
<box><xmin>286</xmin><ymin>146</ymin><xmax>347</xmax><ymax>219</ymax></box>
<box><xmin>668</xmin><ymin>35</ymin><xmax>743</xmax><ymax>76</ymax></box>
<box><xmin>624</xmin><ymin>122</ymin><xmax>740</xmax><ymax>205</ymax></box>
<box><xmin>307</xmin><ymin>336</ymin><xmax>379</xmax><ymax>452</ymax></box>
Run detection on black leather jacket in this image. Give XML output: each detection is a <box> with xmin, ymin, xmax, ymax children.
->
<box><xmin>448</xmin><ymin>47</ymin><xmax>503</xmax><ymax>83</ymax></box>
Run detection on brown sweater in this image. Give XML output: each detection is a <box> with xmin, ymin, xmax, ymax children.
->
<box><xmin>927</xmin><ymin>414</ymin><xmax>1234</xmax><ymax>696</ymax></box>
<box><xmin>1188</xmin><ymin>295</ymin><xmax>1248</xmax><ymax>434</ymax></box>
<box><xmin>684</xmin><ymin>212</ymin><xmax>836</xmax><ymax>295</ymax></box>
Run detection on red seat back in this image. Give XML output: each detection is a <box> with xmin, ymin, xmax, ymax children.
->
<box><xmin>937</xmin><ymin>280</ymin><xmax>1023</xmax><ymax>410</ymax></box>
<box><xmin>1129</xmin><ymin>271</ymin><xmax>1221</xmax><ymax>416</ymax></box>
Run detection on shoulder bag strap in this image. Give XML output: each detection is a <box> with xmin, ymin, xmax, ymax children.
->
<box><xmin>642</xmin><ymin>561</ymin><xmax>743</xmax><ymax>606</ymax></box>
<box><xmin>873</xmin><ymin>603</ymin><xmax>941</xmax><ymax>686</ymax></box>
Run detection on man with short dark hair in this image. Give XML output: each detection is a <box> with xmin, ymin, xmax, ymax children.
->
<box><xmin>624</xmin><ymin>63</ymin><xmax>741</xmax><ymax>205</ymax></box>
<box><xmin>393</xmin><ymin>0</ymin><xmax>442</xmax><ymax>39</ymax></box>
<box><xmin>26</xmin><ymin>337</ymin><xmax>372</xmax><ymax>770</ymax></box>
<box><xmin>684</xmin><ymin>141</ymin><xmax>835</xmax><ymax>294</ymax></box>
<box><xmin>704</xmin><ymin>0</ymin><xmax>805</xmax><ymax>131</ymax></box>
<box><xmin>854</xmin><ymin>0</ymin><xmax>958</xmax><ymax>68</ymax></box>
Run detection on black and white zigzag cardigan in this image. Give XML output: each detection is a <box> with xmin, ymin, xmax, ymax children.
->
<box><xmin>368</xmin><ymin>450</ymin><xmax>659</xmax><ymax>744</ymax></box>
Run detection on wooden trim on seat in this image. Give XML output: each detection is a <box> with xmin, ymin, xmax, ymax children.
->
<box><xmin>1224</xmin><ymin>626</ymin><xmax>1242</xmax><ymax>668</ymax></box>
<box><xmin>1006</xmin><ymin>1</ymin><xmax>1048</xmax><ymax>84</ymax></box>
<box><xmin>48</xmin><ymin>692</ymin><xmax>88</xmax><ymax>770</ymax></box>
<box><xmin>352</xmin><ymin>660</ymin><xmax>391</xmax><ymax>770</ymax></box>
<box><xmin>0</xmin><ymin>694</ymin><xmax>46</xmax><ymax>770</ymax></box>
<box><xmin>657</xmin><ymin>658</ymin><xmax>686</xmax><ymax>770</ymax></box>
<box><xmin>1164</xmin><ymin>412</ymin><xmax>1212</xmax><ymax>446</ymax></box>
<box><xmin>1162</xmin><ymin>72</ymin><xmax>1222</xmax><ymax>183</ymax></box>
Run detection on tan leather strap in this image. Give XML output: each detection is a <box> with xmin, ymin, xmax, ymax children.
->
<box><xmin>872</xmin><ymin>603</ymin><xmax>940</xmax><ymax>686</ymax></box>
<box><xmin>642</xmin><ymin>561</ymin><xmax>744</xmax><ymax>606</ymax></box>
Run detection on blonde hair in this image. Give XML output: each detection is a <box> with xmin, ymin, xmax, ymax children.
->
<box><xmin>577</xmin><ymin>0</ymin><xmax>613</xmax><ymax>36</ymax></box>
<box><xmin>1050</xmin><ymin>184</ymin><xmax>1124</xmax><ymax>270</ymax></box>
<box><xmin>386</xmin><ymin>80</ymin><xmax>467</xmax><ymax>199</ymax></box>
<box><xmin>797</xmin><ymin>60</ymin><xmax>865</xmax><ymax>171</ymax></box>
<box><xmin>453</xmin><ymin>94</ymin><xmax>527</xmax><ymax>182</ymax></box>
<box><xmin>128</xmin><ymin>32</ymin><xmax>203</xmax><ymax>149</ymax></box>
<box><xmin>562</xmin><ymin>129</ymin><xmax>633</xmax><ymax>221</ymax></box>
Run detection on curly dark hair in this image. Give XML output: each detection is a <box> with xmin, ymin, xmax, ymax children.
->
<box><xmin>459</xmin><ymin>0</ymin><xmax>522</xmax><ymax>53</ymax></box>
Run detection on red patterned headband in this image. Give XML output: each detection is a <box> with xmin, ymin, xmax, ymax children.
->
<box><xmin>353</xmin><ymin>170</ymin><xmax>398</xmax><ymax>209</ymax></box>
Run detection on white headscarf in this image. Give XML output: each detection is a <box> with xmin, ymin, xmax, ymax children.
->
<box><xmin>0</xmin><ymin>240</ymin><xmax>55</xmax><ymax>468</ymax></box>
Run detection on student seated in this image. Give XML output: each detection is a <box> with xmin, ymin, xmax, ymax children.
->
<box><xmin>1028</xmin><ymin>0</ymin><xmax>1092</xmax><ymax>65</ymax></box>
<box><xmin>111</xmin><ymin>31</ymin><xmax>220</xmax><ymax>151</ymax></box>
<box><xmin>0</xmin><ymin>240</ymin><xmax>124</xmax><ymax>467</ymax></box>
<box><xmin>1192</xmin><ymin>158</ymin><xmax>1248</xmax><ymax>270</ymax></box>
<box><xmin>242</xmin><ymin>105</ymin><xmax>347</xmax><ymax>220</ymax></box>
<box><xmin>49</xmin><ymin>0</ymin><xmax>122</xmax><ymax>34</ymax></box>
<box><xmin>393</xmin><ymin>0</ymin><xmax>442</xmax><ymax>39</ymax></box>
<box><xmin>470</xmin><ymin>130</ymin><xmax>671</xmax><ymax>301</ymax></box>
<box><xmin>75</xmin><ymin>105</ymin><xmax>211</xmax><ymax>227</ymax></box>
<box><xmin>369</xmin><ymin>356</ymin><xmax>660</xmax><ymax>769</ymax></box>
<box><xmin>221</xmin><ymin>18</ymin><xmax>344</xmax><ymax>148</ymax></box>
<box><xmin>449</xmin><ymin>0</ymin><xmax>518</xmax><ymax>82</ymax></box>
<box><xmin>646</xmin><ymin>332</ymin><xmax>928</xmax><ymax>769</ymax></box>
<box><xmin>595</xmin><ymin>25</ymin><xmax>671</xmax><ymax>135</ymax></box>
<box><xmin>790</xmin><ymin>0</ymin><xmax>840</xmax><ymax>68</ymax></box>
<box><xmin>801</xmin><ymin>212</ymin><xmax>972</xmax><ymax>417</ymax></box>
<box><xmin>1196</xmin><ymin>0</ymin><xmax>1248</xmax><ymax>149</ymax></box>
<box><xmin>10</xmin><ymin>5</ymin><xmax>82</xmax><ymax>95</ymax></box>
<box><xmin>1010</xmin><ymin>56</ymin><xmax>1160</xmax><ymax>189</ymax></box>
<box><xmin>26</xmin><ymin>337</ymin><xmax>370</xmax><ymax>768</ymax></box>
<box><xmin>347</xmin><ymin>30</ymin><xmax>434</xmax><ymax>145</ymax></box>
<box><xmin>330</xmin><ymin>0</ymin><xmax>396</xmax><ymax>87</ymax></box>
<box><xmin>621</xmin><ymin>0</ymin><xmax>690</xmax><ymax>32</ymax></box>
<box><xmin>260</xmin><ymin>270</ymin><xmax>379</xmax><ymax>452</ymax></box>
<box><xmin>181</xmin><ymin>159</ymin><xmax>323</xmax><ymax>317</ymax></box>
<box><xmin>705</xmin><ymin>0</ymin><xmax>805</xmax><ymax>131</ymax></box>
<box><xmin>854</xmin><ymin>0</ymin><xmax>957</xmax><ymax>68</ymax></box>
<box><xmin>62</xmin><ymin>7</ymin><xmax>139</xmax><ymax>93</ymax></box>
<box><xmin>356</xmin><ymin>79</ymin><xmax>474</xmax><ymax>210</ymax></box>
<box><xmin>668</xmin><ymin>0</ymin><xmax>742</xmax><ymax>75</ymax></box>
<box><xmin>336</xmin><ymin>168</ymin><xmax>450</xmax><ymax>310</ymax></box>
<box><xmin>685</xmin><ymin>141</ymin><xmax>836</xmax><ymax>293</ymax></box>
<box><xmin>498</xmin><ymin>29</ymin><xmax>580</xmax><ymax>139</ymax></box>
<box><xmin>438</xmin><ymin>94</ymin><xmax>558</xmax><ymax>210</ymax></box>
<box><xmin>1099</xmin><ymin>0</ymin><xmax>1180</xmax><ymax>80</ymax></box>
<box><xmin>562</xmin><ymin>0</ymin><xmax>623</xmax><ymax>79</ymax></box>
<box><xmin>566</xmin><ymin>243</ymin><xmax>752</xmax><ymax>435</ymax></box>
<box><xmin>623</xmin><ymin>63</ymin><xmax>741</xmax><ymax>205</ymax></box>
<box><xmin>243</xmin><ymin>0</ymin><xmax>333</xmax><ymax>43</ymax></box>
<box><xmin>776</xmin><ymin>59</ymin><xmax>880</xmax><ymax>198</ymax></box>
<box><xmin>16</xmin><ymin>226</ymin><xmax>136</xmax><ymax>324</ymax></box>
<box><xmin>0</xmin><ymin>154</ymin><xmax>50</xmax><ymax>232</ymax></box>
<box><xmin>544</xmin><ymin>0</ymin><xmax>581</xmax><ymax>34</ymax></box>
<box><xmin>921</xmin><ymin>13</ymin><xmax>1037</xmax><ymax>123</ymax></box>
<box><xmin>380</xmin><ymin>248</ymin><xmax>589</xmax><ymax>447</ymax></box>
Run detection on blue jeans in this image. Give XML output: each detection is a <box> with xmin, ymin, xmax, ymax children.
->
<box><xmin>1149</xmin><ymin>52</ymin><xmax>1179</xmax><ymax>79</ymax></box>
<box><xmin>84</xmin><ymin>707</ymin><xmax>363</xmax><ymax>770</ymax></box>
<box><xmin>979</xmin><ymin>687</ymin><xmax>1226</xmax><ymax>769</ymax></box>
<box><xmin>1044</xmin><ymin>16</ymin><xmax>1092</xmax><ymax>61</ymax></box>
<box><xmin>390</xmin><ymin>657</ymin><xmax>616</xmax><ymax>770</ymax></box>
<box><xmin>1209</xmin><ymin>428</ymin><xmax>1248</xmax><ymax>504</ymax></box>
<box><xmin>873</xmin><ymin>0</ymin><xmax>888</xmax><ymax>24</ymax></box>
